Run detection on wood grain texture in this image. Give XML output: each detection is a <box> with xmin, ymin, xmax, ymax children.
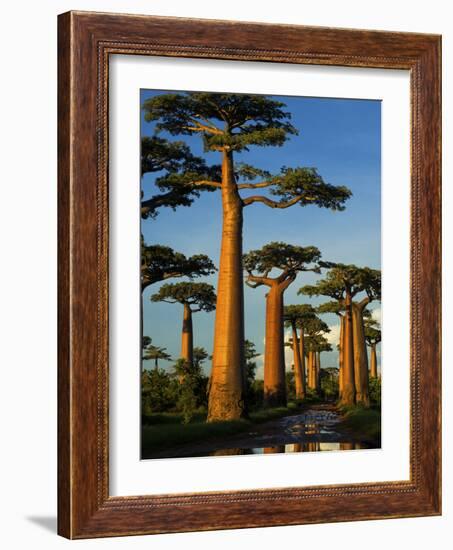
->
<box><xmin>57</xmin><ymin>10</ymin><xmax>442</xmax><ymax>539</ymax></box>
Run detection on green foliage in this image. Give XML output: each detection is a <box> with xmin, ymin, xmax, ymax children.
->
<box><xmin>305</xmin><ymin>334</ymin><xmax>332</xmax><ymax>352</ymax></box>
<box><xmin>173</xmin><ymin>359</ymin><xmax>210</xmax><ymax>423</ymax></box>
<box><xmin>299</xmin><ymin>263</ymin><xmax>381</xmax><ymax>302</ymax></box>
<box><xmin>269</xmin><ymin>167</ymin><xmax>351</xmax><ymax>210</ymax></box>
<box><xmin>316</xmin><ymin>300</ymin><xmax>344</xmax><ymax>316</ymax></box>
<box><xmin>364</xmin><ymin>317</ymin><xmax>381</xmax><ymax>345</ymax></box>
<box><xmin>193</xmin><ymin>347</ymin><xmax>209</xmax><ymax>370</ymax></box>
<box><xmin>141</xmin><ymin>369</ymin><xmax>179</xmax><ymax>415</ymax></box>
<box><xmin>141</xmin><ymin>239</ymin><xmax>216</xmax><ymax>289</ymax></box>
<box><xmin>142</xmin><ymin>339</ymin><xmax>172</xmax><ymax>366</ymax></box>
<box><xmin>243</xmin><ymin>242</ymin><xmax>321</xmax><ymax>278</ymax></box>
<box><xmin>141</xmin><ymin>136</ymin><xmax>220</xmax><ymax>218</ymax></box>
<box><xmin>284</xmin><ymin>304</ymin><xmax>316</xmax><ymax>325</ymax></box>
<box><xmin>337</xmin><ymin>405</ymin><xmax>381</xmax><ymax>443</ymax></box>
<box><xmin>142</xmin><ymin>335</ymin><xmax>152</xmax><ymax>349</ymax></box>
<box><xmin>320</xmin><ymin>368</ymin><xmax>339</xmax><ymax>400</ymax></box>
<box><xmin>173</xmin><ymin>360</ymin><xmax>199</xmax><ymax>424</ymax></box>
<box><xmin>142</xmin><ymin>418</ymin><xmax>249</xmax><ymax>455</ymax></box>
<box><xmin>369</xmin><ymin>377</ymin><xmax>381</xmax><ymax>406</ymax></box>
<box><xmin>141</xmin><ymin>92</ymin><xmax>352</xmax><ymax>214</ymax></box>
<box><xmin>286</xmin><ymin>370</ymin><xmax>296</xmax><ymax>401</ymax></box>
<box><xmin>234</xmin><ymin>163</ymin><xmax>271</xmax><ymax>181</ymax></box>
<box><xmin>142</xmin><ymin>92</ymin><xmax>297</xmax><ymax>152</ymax></box>
<box><xmin>244</xmin><ymin>340</ymin><xmax>258</xmax><ymax>387</ymax></box>
<box><xmin>151</xmin><ymin>281</ymin><xmax>216</xmax><ymax>312</ymax></box>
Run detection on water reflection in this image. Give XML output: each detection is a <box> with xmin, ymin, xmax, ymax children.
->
<box><xmin>209</xmin><ymin>441</ymin><xmax>368</xmax><ymax>456</ymax></box>
<box><xmin>205</xmin><ymin>409</ymin><xmax>375</xmax><ymax>457</ymax></box>
<box><xmin>144</xmin><ymin>407</ymin><xmax>379</xmax><ymax>459</ymax></box>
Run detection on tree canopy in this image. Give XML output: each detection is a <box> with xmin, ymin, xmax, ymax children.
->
<box><xmin>141</xmin><ymin>240</ymin><xmax>216</xmax><ymax>290</ymax></box>
<box><xmin>141</xmin><ymin>136</ymin><xmax>220</xmax><ymax>218</ymax></box>
<box><xmin>365</xmin><ymin>318</ymin><xmax>381</xmax><ymax>345</ymax></box>
<box><xmin>304</xmin><ymin>333</ymin><xmax>332</xmax><ymax>353</ymax></box>
<box><xmin>299</xmin><ymin>263</ymin><xmax>381</xmax><ymax>303</ymax></box>
<box><xmin>142</xmin><ymin>92</ymin><xmax>352</xmax><ymax>211</ymax></box>
<box><xmin>283</xmin><ymin>304</ymin><xmax>317</xmax><ymax>328</ymax></box>
<box><xmin>142</xmin><ymin>340</ymin><xmax>172</xmax><ymax>366</ymax></box>
<box><xmin>244</xmin><ymin>242</ymin><xmax>321</xmax><ymax>287</ymax></box>
<box><xmin>151</xmin><ymin>282</ymin><xmax>216</xmax><ymax>312</ymax></box>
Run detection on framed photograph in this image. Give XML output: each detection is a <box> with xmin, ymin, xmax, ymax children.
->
<box><xmin>58</xmin><ymin>11</ymin><xmax>441</xmax><ymax>538</ymax></box>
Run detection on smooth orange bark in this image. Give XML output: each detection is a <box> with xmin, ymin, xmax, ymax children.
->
<box><xmin>352</xmin><ymin>299</ymin><xmax>370</xmax><ymax>406</ymax></box>
<box><xmin>370</xmin><ymin>343</ymin><xmax>378</xmax><ymax>378</ymax></box>
<box><xmin>299</xmin><ymin>329</ymin><xmax>307</xmax><ymax>393</ymax></box>
<box><xmin>208</xmin><ymin>151</ymin><xmax>246</xmax><ymax>421</ymax></box>
<box><xmin>338</xmin><ymin>314</ymin><xmax>345</xmax><ymax>398</ymax></box>
<box><xmin>340</xmin><ymin>292</ymin><xmax>355</xmax><ymax>406</ymax></box>
<box><xmin>307</xmin><ymin>350</ymin><xmax>317</xmax><ymax>390</ymax></box>
<box><xmin>181</xmin><ymin>303</ymin><xmax>193</xmax><ymax>367</ymax></box>
<box><xmin>263</xmin><ymin>283</ymin><xmax>287</xmax><ymax>406</ymax></box>
<box><xmin>291</xmin><ymin>322</ymin><xmax>306</xmax><ymax>399</ymax></box>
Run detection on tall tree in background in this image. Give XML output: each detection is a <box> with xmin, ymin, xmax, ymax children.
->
<box><xmin>244</xmin><ymin>243</ymin><xmax>321</xmax><ymax>406</ymax></box>
<box><xmin>151</xmin><ymin>282</ymin><xmax>216</xmax><ymax>370</ymax></box>
<box><xmin>283</xmin><ymin>304</ymin><xmax>316</xmax><ymax>399</ymax></box>
<box><xmin>303</xmin><ymin>319</ymin><xmax>330</xmax><ymax>391</ymax></box>
<box><xmin>300</xmin><ymin>264</ymin><xmax>381</xmax><ymax>406</ymax></box>
<box><xmin>143</xmin><ymin>92</ymin><xmax>351</xmax><ymax>420</ymax></box>
<box><xmin>142</xmin><ymin>339</ymin><xmax>172</xmax><ymax>370</ymax></box>
<box><xmin>365</xmin><ymin>318</ymin><xmax>381</xmax><ymax>379</ymax></box>
<box><xmin>141</xmin><ymin>238</ymin><xmax>216</xmax><ymax>291</ymax></box>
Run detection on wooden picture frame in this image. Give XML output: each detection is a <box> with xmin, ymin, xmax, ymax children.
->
<box><xmin>58</xmin><ymin>10</ymin><xmax>441</xmax><ymax>539</ymax></box>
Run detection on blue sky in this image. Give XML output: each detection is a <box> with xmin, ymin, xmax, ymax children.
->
<box><xmin>141</xmin><ymin>90</ymin><xmax>381</xmax><ymax>375</ymax></box>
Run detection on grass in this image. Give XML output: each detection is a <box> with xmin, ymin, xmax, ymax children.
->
<box><xmin>142</xmin><ymin>402</ymin><xmax>305</xmax><ymax>454</ymax></box>
<box><xmin>337</xmin><ymin>405</ymin><xmax>381</xmax><ymax>443</ymax></box>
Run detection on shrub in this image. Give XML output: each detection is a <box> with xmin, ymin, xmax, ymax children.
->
<box><xmin>369</xmin><ymin>376</ymin><xmax>381</xmax><ymax>405</ymax></box>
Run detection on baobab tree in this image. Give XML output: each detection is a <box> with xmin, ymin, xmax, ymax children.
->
<box><xmin>283</xmin><ymin>304</ymin><xmax>317</xmax><ymax>399</ymax></box>
<box><xmin>303</xmin><ymin>320</ymin><xmax>330</xmax><ymax>391</ymax></box>
<box><xmin>244</xmin><ymin>242</ymin><xmax>321</xmax><ymax>406</ymax></box>
<box><xmin>143</xmin><ymin>92</ymin><xmax>351</xmax><ymax>420</ymax></box>
<box><xmin>151</xmin><ymin>282</ymin><xmax>216</xmax><ymax>369</ymax></box>
<box><xmin>141</xmin><ymin>238</ymin><xmax>216</xmax><ymax>291</ymax></box>
<box><xmin>365</xmin><ymin>318</ymin><xmax>381</xmax><ymax>379</ymax></box>
<box><xmin>300</xmin><ymin>264</ymin><xmax>381</xmax><ymax>406</ymax></box>
<box><xmin>141</xmin><ymin>136</ymin><xmax>220</xmax><ymax>219</ymax></box>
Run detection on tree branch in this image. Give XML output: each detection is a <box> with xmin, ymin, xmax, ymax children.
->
<box><xmin>245</xmin><ymin>273</ymin><xmax>273</xmax><ymax>288</ymax></box>
<box><xmin>237</xmin><ymin>181</ymin><xmax>274</xmax><ymax>190</ymax></box>
<box><xmin>191</xmin><ymin>115</ymin><xmax>222</xmax><ymax>132</ymax></box>
<box><xmin>182</xmin><ymin>123</ymin><xmax>223</xmax><ymax>135</ymax></box>
<box><xmin>243</xmin><ymin>195</ymin><xmax>305</xmax><ymax>208</ymax></box>
<box><xmin>358</xmin><ymin>296</ymin><xmax>371</xmax><ymax>309</ymax></box>
<box><xmin>190</xmin><ymin>180</ymin><xmax>222</xmax><ymax>188</ymax></box>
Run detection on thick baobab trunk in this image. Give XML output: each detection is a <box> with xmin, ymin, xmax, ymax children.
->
<box><xmin>316</xmin><ymin>351</ymin><xmax>321</xmax><ymax>390</ymax></box>
<box><xmin>352</xmin><ymin>302</ymin><xmax>370</xmax><ymax>406</ymax></box>
<box><xmin>291</xmin><ymin>322</ymin><xmax>305</xmax><ymax>399</ymax></box>
<box><xmin>299</xmin><ymin>328</ymin><xmax>307</xmax><ymax>393</ymax></box>
<box><xmin>370</xmin><ymin>344</ymin><xmax>378</xmax><ymax>378</ymax></box>
<box><xmin>307</xmin><ymin>350</ymin><xmax>316</xmax><ymax>390</ymax></box>
<box><xmin>340</xmin><ymin>293</ymin><xmax>355</xmax><ymax>406</ymax></box>
<box><xmin>338</xmin><ymin>315</ymin><xmax>345</xmax><ymax>398</ymax></box>
<box><xmin>181</xmin><ymin>303</ymin><xmax>193</xmax><ymax>367</ymax></box>
<box><xmin>208</xmin><ymin>151</ymin><xmax>245</xmax><ymax>421</ymax></box>
<box><xmin>263</xmin><ymin>284</ymin><xmax>286</xmax><ymax>406</ymax></box>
